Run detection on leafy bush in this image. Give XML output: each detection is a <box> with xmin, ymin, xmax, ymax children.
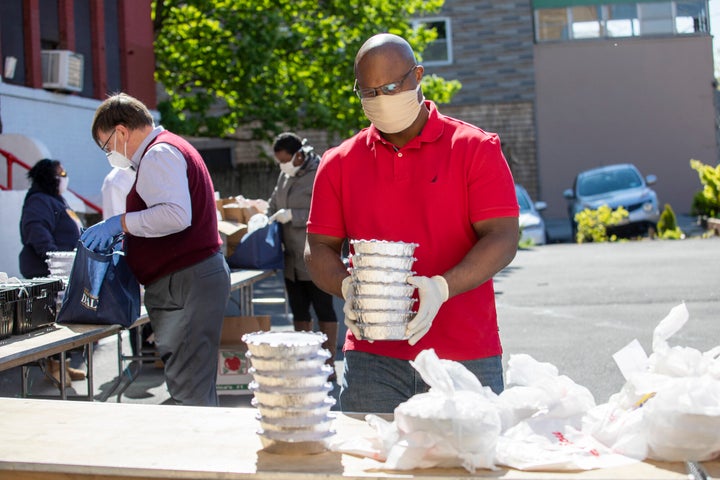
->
<box><xmin>657</xmin><ymin>204</ymin><xmax>684</xmax><ymax>240</ymax></box>
<box><xmin>689</xmin><ymin>159</ymin><xmax>720</xmax><ymax>218</ymax></box>
<box><xmin>574</xmin><ymin>205</ymin><xmax>629</xmax><ymax>243</ymax></box>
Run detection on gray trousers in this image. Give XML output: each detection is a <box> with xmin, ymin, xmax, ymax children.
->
<box><xmin>144</xmin><ymin>252</ymin><xmax>230</xmax><ymax>406</ymax></box>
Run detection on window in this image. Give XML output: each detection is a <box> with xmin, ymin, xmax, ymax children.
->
<box><xmin>571</xmin><ymin>6</ymin><xmax>602</xmax><ymax>39</ymax></box>
<box><xmin>638</xmin><ymin>2</ymin><xmax>674</xmax><ymax>35</ymax></box>
<box><xmin>606</xmin><ymin>4</ymin><xmax>639</xmax><ymax>37</ymax></box>
<box><xmin>534</xmin><ymin>0</ymin><xmax>709</xmax><ymax>42</ymax></box>
<box><xmin>675</xmin><ymin>0</ymin><xmax>708</xmax><ymax>33</ymax></box>
<box><xmin>412</xmin><ymin>18</ymin><xmax>452</xmax><ymax>65</ymax></box>
<box><xmin>536</xmin><ymin>8</ymin><xmax>570</xmax><ymax>40</ymax></box>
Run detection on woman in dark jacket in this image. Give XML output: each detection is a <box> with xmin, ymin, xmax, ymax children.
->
<box><xmin>18</xmin><ymin>159</ymin><xmax>85</xmax><ymax>385</ymax></box>
<box><xmin>19</xmin><ymin>159</ymin><xmax>81</xmax><ymax>278</ymax></box>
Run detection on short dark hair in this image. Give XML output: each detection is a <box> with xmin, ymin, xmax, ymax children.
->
<box><xmin>91</xmin><ymin>92</ymin><xmax>154</xmax><ymax>147</ymax></box>
<box><xmin>272</xmin><ymin>132</ymin><xmax>303</xmax><ymax>155</ymax></box>
<box><xmin>27</xmin><ymin>159</ymin><xmax>62</xmax><ymax>195</ymax></box>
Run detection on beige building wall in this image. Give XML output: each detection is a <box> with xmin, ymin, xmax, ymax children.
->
<box><xmin>534</xmin><ymin>35</ymin><xmax>718</xmax><ymax>218</ymax></box>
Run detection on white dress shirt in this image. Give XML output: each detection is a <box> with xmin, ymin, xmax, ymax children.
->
<box><xmin>123</xmin><ymin>126</ymin><xmax>193</xmax><ymax>237</ymax></box>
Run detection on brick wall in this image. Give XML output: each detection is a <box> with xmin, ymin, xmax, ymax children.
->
<box><xmin>442</xmin><ymin>102</ymin><xmax>539</xmax><ymax>200</ymax></box>
<box><xmin>429</xmin><ymin>0</ymin><xmax>535</xmax><ymax>105</ymax></box>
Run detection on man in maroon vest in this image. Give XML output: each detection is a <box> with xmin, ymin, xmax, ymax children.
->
<box><xmin>83</xmin><ymin>93</ymin><xmax>231</xmax><ymax>406</ymax></box>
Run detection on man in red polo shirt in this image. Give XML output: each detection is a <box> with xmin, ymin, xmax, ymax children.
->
<box><xmin>305</xmin><ymin>33</ymin><xmax>520</xmax><ymax>413</ymax></box>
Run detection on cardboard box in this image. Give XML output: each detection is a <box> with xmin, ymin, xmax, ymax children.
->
<box><xmin>216</xmin><ymin>315</ymin><xmax>271</xmax><ymax>395</ymax></box>
<box><xmin>217</xmin><ymin>220</ymin><xmax>247</xmax><ymax>257</ymax></box>
<box><xmin>216</xmin><ymin>198</ymin><xmax>261</xmax><ymax>224</ymax></box>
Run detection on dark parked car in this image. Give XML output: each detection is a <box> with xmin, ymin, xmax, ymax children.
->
<box><xmin>563</xmin><ymin>163</ymin><xmax>660</xmax><ymax>238</ymax></box>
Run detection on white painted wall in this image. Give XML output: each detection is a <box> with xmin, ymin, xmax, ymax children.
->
<box><xmin>1</xmin><ymin>82</ymin><xmax>111</xmax><ymax>207</ymax></box>
<box><xmin>0</xmin><ymin>190</ymin><xmax>26</xmax><ymax>278</ymax></box>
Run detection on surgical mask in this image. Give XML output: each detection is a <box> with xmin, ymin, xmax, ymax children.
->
<box><xmin>57</xmin><ymin>176</ymin><xmax>69</xmax><ymax>194</ymax></box>
<box><xmin>107</xmin><ymin>134</ymin><xmax>133</xmax><ymax>169</ymax></box>
<box><xmin>361</xmin><ymin>85</ymin><xmax>424</xmax><ymax>134</ymax></box>
<box><xmin>279</xmin><ymin>154</ymin><xmax>302</xmax><ymax>177</ymax></box>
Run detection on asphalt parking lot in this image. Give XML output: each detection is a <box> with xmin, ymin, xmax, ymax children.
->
<box><xmin>1</xmin><ymin>217</ymin><xmax>717</xmax><ymax>407</ymax></box>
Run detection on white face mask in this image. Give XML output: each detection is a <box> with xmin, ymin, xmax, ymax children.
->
<box><xmin>107</xmin><ymin>134</ymin><xmax>133</xmax><ymax>169</ymax></box>
<box><xmin>57</xmin><ymin>176</ymin><xmax>69</xmax><ymax>194</ymax></box>
<box><xmin>361</xmin><ymin>85</ymin><xmax>424</xmax><ymax>134</ymax></box>
<box><xmin>279</xmin><ymin>153</ymin><xmax>302</xmax><ymax>177</ymax></box>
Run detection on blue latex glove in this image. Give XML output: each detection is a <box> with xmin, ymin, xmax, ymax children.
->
<box><xmin>81</xmin><ymin>215</ymin><xmax>123</xmax><ymax>252</ymax></box>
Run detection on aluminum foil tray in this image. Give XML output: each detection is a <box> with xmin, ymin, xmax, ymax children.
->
<box><xmin>351</xmin><ymin>254</ymin><xmax>416</xmax><ymax>270</ymax></box>
<box><xmin>242</xmin><ymin>330</ymin><xmax>327</xmax><ymax>358</ymax></box>
<box><xmin>245</xmin><ymin>349</ymin><xmax>331</xmax><ymax>372</ymax></box>
<box><xmin>353</xmin><ymin>282</ymin><xmax>415</xmax><ymax>297</ymax></box>
<box><xmin>249</xmin><ymin>365</ymin><xmax>333</xmax><ymax>388</ymax></box>
<box><xmin>255</xmin><ymin>411</ymin><xmax>335</xmax><ymax>427</ymax></box>
<box><xmin>251</xmin><ymin>396</ymin><xmax>336</xmax><ymax>419</ymax></box>
<box><xmin>352</xmin><ymin>267</ymin><xmax>413</xmax><ymax>284</ymax></box>
<box><xmin>357</xmin><ymin>322</ymin><xmax>409</xmax><ymax>340</ymax></box>
<box><xmin>249</xmin><ymin>383</ymin><xmax>333</xmax><ymax>407</ymax></box>
<box><xmin>258</xmin><ymin>414</ymin><xmax>335</xmax><ymax>433</ymax></box>
<box><xmin>354</xmin><ymin>310</ymin><xmax>415</xmax><ymax>325</ymax></box>
<box><xmin>353</xmin><ymin>295</ymin><xmax>416</xmax><ymax>311</ymax></box>
<box><xmin>350</xmin><ymin>239</ymin><xmax>418</xmax><ymax>257</ymax></box>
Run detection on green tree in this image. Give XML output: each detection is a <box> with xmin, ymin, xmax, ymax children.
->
<box><xmin>152</xmin><ymin>0</ymin><xmax>460</xmax><ymax>142</ymax></box>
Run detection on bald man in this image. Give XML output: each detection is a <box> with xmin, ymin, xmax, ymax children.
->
<box><xmin>305</xmin><ymin>33</ymin><xmax>520</xmax><ymax>413</ymax></box>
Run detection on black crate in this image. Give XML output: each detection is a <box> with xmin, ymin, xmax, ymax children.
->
<box><xmin>0</xmin><ymin>287</ymin><xmax>19</xmax><ymax>340</ymax></box>
<box><xmin>13</xmin><ymin>279</ymin><xmax>64</xmax><ymax>335</ymax></box>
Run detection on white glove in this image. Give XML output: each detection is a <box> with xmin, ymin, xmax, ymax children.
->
<box><xmin>269</xmin><ymin>208</ymin><xmax>292</xmax><ymax>224</ymax></box>
<box><xmin>341</xmin><ymin>276</ymin><xmax>364</xmax><ymax>340</ymax></box>
<box><xmin>406</xmin><ymin>275</ymin><xmax>449</xmax><ymax>345</ymax></box>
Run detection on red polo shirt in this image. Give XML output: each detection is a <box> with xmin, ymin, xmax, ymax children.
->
<box><xmin>307</xmin><ymin>101</ymin><xmax>519</xmax><ymax>361</ymax></box>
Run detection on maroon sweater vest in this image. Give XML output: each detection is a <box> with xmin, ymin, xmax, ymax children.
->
<box><xmin>124</xmin><ymin>131</ymin><xmax>221</xmax><ymax>285</ymax></box>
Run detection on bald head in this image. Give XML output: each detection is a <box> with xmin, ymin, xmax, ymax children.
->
<box><xmin>354</xmin><ymin>33</ymin><xmax>416</xmax><ymax>74</ymax></box>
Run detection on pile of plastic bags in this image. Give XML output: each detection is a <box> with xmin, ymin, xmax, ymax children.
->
<box><xmin>329</xmin><ymin>303</ymin><xmax>720</xmax><ymax>472</ymax></box>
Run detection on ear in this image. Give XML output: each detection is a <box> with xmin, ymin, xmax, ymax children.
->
<box><xmin>415</xmin><ymin>65</ymin><xmax>424</xmax><ymax>82</ymax></box>
<box><xmin>114</xmin><ymin>124</ymin><xmax>129</xmax><ymax>141</ymax></box>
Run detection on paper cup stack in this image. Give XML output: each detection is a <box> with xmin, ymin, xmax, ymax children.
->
<box><xmin>349</xmin><ymin>239</ymin><xmax>418</xmax><ymax>341</ymax></box>
<box><xmin>242</xmin><ymin>330</ymin><xmax>336</xmax><ymax>454</ymax></box>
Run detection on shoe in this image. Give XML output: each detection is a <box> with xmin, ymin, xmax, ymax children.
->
<box><xmin>47</xmin><ymin>358</ymin><xmax>72</xmax><ymax>385</ymax></box>
<box><xmin>65</xmin><ymin>359</ymin><xmax>86</xmax><ymax>381</ymax></box>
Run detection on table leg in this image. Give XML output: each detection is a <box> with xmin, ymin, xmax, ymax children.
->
<box><xmin>59</xmin><ymin>350</ymin><xmax>67</xmax><ymax>400</ymax></box>
<box><xmin>86</xmin><ymin>342</ymin><xmax>94</xmax><ymax>401</ymax></box>
<box><xmin>21</xmin><ymin>365</ymin><xmax>29</xmax><ymax>397</ymax></box>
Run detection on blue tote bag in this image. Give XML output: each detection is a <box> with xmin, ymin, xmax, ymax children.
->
<box><xmin>56</xmin><ymin>240</ymin><xmax>141</xmax><ymax>328</ymax></box>
<box><xmin>227</xmin><ymin>222</ymin><xmax>284</xmax><ymax>270</ymax></box>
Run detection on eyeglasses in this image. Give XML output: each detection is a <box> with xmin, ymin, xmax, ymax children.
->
<box><xmin>56</xmin><ymin>170</ymin><xmax>67</xmax><ymax>178</ymax></box>
<box><xmin>99</xmin><ymin>129</ymin><xmax>116</xmax><ymax>156</ymax></box>
<box><xmin>353</xmin><ymin>65</ymin><xmax>418</xmax><ymax>99</ymax></box>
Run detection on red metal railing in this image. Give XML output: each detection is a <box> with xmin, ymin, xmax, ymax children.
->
<box><xmin>0</xmin><ymin>148</ymin><xmax>103</xmax><ymax>215</ymax></box>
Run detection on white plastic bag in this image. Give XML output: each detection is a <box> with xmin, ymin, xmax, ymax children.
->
<box><xmin>495</xmin><ymin>354</ymin><xmax>637</xmax><ymax>471</ymax></box>
<box><xmin>346</xmin><ymin>349</ymin><xmax>502</xmax><ymax>473</ymax></box>
<box><xmin>644</xmin><ymin>376</ymin><xmax>720</xmax><ymax>461</ymax></box>
<box><xmin>585</xmin><ymin>303</ymin><xmax>720</xmax><ymax>462</ymax></box>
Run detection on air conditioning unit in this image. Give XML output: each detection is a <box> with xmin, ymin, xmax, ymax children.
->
<box><xmin>41</xmin><ymin>50</ymin><xmax>84</xmax><ymax>93</ymax></box>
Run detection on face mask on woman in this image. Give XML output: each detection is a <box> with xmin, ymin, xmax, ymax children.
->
<box><xmin>279</xmin><ymin>152</ymin><xmax>303</xmax><ymax>177</ymax></box>
<box><xmin>57</xmin><ymin>176</ymin><xmax>69</xmax><ymax>194</ymax></box>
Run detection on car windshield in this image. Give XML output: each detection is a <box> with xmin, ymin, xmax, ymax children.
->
<box><xmin>577</xmin><ymin>168</ymin><xmax>643</xmax><ymax>196</ymax></box>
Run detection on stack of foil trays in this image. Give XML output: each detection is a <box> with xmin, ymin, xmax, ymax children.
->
<box><xmin>243</xmin><ymin>330</ymin><xmax>336</xmax><ymax>454</ymax></box>
<box><xmin>349</xmin><ymin>239</ymin><xmax>418</xmax><ymax>341</ymax></box>
<box><xmin>46</xmin><ymin>250</ymin><xmax>76</xmax><ymax>280</ymax></box>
